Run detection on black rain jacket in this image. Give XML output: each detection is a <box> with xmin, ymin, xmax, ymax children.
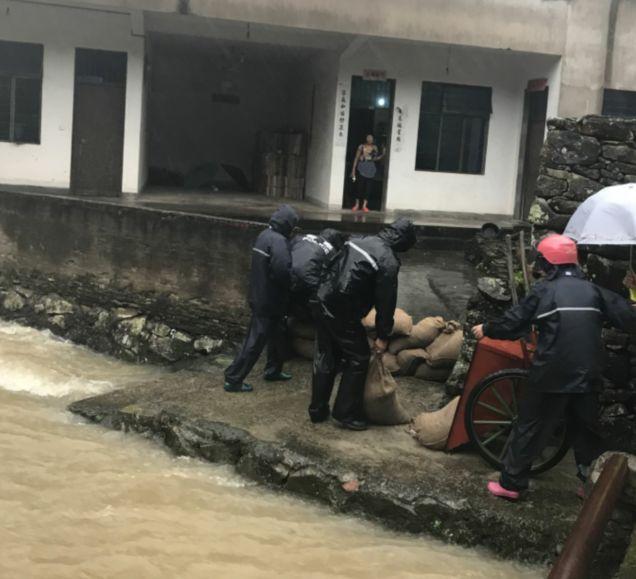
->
<box><xmin>483</xmin><ymin>267</ymin><xmax>636</xmax><ymax>393</ymax></box>
<box><xmin>248</xmin><ymin>205</ymin><xmax>299</xmax><ymax>316</ymax></box>
<box><xmin>318</xmin><ymin>218</ymin><xmax>416</xmax><ymax>340</ymax></box>
<box><xmin>291</xmin><ymin>234</ymin><xmax>339</xmax><ymax>303</ymax></box>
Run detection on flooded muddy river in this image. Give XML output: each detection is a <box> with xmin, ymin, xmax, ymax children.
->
<box><xmin>0</xmin><ymin>321</ymin><xmax>542</xmax><ymax>578</ymax></box>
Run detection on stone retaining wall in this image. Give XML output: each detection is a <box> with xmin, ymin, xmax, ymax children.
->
<box><xmin>449</xmin><ymin>115</ymin><xmax>636</xmax><ymax>452</ymax></box>
<box><xmin>0</xmin><ymin>190</ymin><xmax>261</xmax><ymax>362</ymax></box>
<box><xmin>529</xmin><ymin>115</ymin><xmax>636</xmax><ymax>452</ymax></box>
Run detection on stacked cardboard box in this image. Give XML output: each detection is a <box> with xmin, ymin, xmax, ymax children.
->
<box><xmin>256</xmin><ymin>131</ymin><xmax>306</xmax><ymax>200</ymax></box>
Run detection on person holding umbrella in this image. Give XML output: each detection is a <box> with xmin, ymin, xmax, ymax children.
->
<box><xmin>472</xmin><ymin>234</ymin><xmax>636</xmax><ymax>500</ymax></box>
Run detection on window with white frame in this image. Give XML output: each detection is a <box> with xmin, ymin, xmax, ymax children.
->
<box><xmin>415</xmin><ymin>82</ymin><xmax>492</xmax><ymax>174</ymax></box>
<box><xmin>0</xmin><ymin>40</ymin><xmax>43</xmax><ymax>144</ymax></box>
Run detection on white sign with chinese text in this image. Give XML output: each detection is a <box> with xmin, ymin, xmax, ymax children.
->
<box><xmin>393</xmin><ymin>105</ymin><xmax>407</xmax><ymax>152</ymax></box>
<box><xmin>362</xmin><ymin>69</ymin><xmax>387</xmax><ymax>81</ymax></box>
<box><xmin>335</xmin><ymin>81</ymin><xmax>349</xmax><ymax>148</ymax></box>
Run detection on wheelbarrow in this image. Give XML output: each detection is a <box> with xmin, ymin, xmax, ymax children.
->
<box><xmin>445</xmin><ymin>335</ymin><xmax>569</xmax><ymax>474</ymax></box>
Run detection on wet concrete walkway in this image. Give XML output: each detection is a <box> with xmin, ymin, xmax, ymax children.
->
<box><xmin>69</xmin><ymin>357</ymin><xmax>594</xmax><ymax>572</ymax></box>
<box><xmin>0</xmin><ymin>185</ymin><xmax>521</xmax><ymax>239</ymax></box>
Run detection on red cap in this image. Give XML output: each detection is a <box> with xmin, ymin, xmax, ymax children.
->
<box><xmin>536</xmin><ymin>234</ymin><xmax>578</xmax><ymax>265</ymax></box>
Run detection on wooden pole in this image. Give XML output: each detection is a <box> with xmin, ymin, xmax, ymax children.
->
<box><xmin>548</xmin><ymin>454</ymin><xmax>629</xmax><ymax>579</ymax></box>
<box><xmin>519</xmin><ymin>230</ymin><xmax>531</xmax><ymax>294</ymax></box>
<box><xmin>505</xmin><ymin>234</ymin><xmax>519</xmax><ymax>305</ymax></box>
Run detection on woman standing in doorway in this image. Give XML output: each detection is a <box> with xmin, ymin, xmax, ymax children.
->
<box><xmin>350</xmin><ymin>134</ymin><xmax>384</xmax><ymax>212</ymax></box>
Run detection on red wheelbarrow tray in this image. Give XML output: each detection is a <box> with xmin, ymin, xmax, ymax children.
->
<box><xmin>446</xmin><ymin>337</ymin><xmax>531</xmax><ymax>451</ymax></box>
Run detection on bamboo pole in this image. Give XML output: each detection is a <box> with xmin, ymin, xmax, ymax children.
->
<box><xmin>505</xmin><ymin>234</ymin><xmax>519</xmax><ymax>305</ymax></box>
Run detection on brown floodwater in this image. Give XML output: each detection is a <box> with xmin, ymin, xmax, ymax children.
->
<box><xmin>0</xmin><ymin>321</ymin><xmax>543</xmax><ymax>579</ymax></box>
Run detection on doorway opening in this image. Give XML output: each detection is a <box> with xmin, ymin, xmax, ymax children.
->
<box><xmin>342</xmin><ymin>75</ymin><xmax>395</xmax><ymax>211</ymax></box>
<box><xmin>71</xmin><ymin>48</ymin><xmax>127</xmax><ymax>196</ymax></box>
<box><xmin>517</xmin><ymin>82</ymin><xmax>548</xmax><ymax>219</ymax></box>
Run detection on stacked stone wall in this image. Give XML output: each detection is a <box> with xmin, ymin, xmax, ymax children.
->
<box><xmin>527</xmin><ymin>115</ymin><xmax>636</xmax><ymax>451</ymax></box>
<box><xmin>450</xmin><ymin>115</ymin><xmax>636</xmax><ymax>452</ymax></box>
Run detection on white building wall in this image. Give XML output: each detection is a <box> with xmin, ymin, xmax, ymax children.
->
<box><xmin>0</xmin><ymin>0</ymin><xmax>145</xmax><ymax>192</ymax></box>
<box><xmin>328</xmin><ymin>41</ymin><xmax>559</xmax><ymax>215</ymax></box>
<box><xmin>304</xmin><ymin>52</ymin><xmax>339</xmax><ymax>207</ymax></box>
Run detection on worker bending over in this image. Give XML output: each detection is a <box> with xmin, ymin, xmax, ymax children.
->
<box><xmin>290</xmin><ymin>229</ymin><xmax>347</xmax><ymax>316</ymax></box>
<box><xmin>310</xmin><ymin>218</ymin><xmax>416</xmax><ymax>430</ymax></box>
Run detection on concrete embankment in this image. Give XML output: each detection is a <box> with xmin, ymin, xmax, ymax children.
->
<box><xmin>69</xmin><ymin>358</ymin><xmax>632</xmax><ymax>577</ymax></box>
<box><xmin>0</xmin><ymin>187</ymin><xmax>476</xmax><ymax>364</ymax></box>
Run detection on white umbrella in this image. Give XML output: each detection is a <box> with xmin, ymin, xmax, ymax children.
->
<box><xmin>564</xmin><ymin>183</ymin><xmax>636</xmax><ymax>245</ymax></box>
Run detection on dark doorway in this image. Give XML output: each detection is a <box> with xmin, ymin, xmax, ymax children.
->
<box><xmin>518</xmin><ymin>85</ymin><xmax>548</xmax><ymax>219</ymax></box>
<box><xmin>71</xmin><ymin>48</ymin><xmax>127</xmax><ymax>196</ymax></box>
<box><xmin>342</xmin><ymin>76</ymin><xmax>395</xmax><ymax>211</ymax></box>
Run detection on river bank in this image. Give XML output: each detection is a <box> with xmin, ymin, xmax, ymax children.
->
<box><xmin>0</xmin><ymin>320</ymin><xmax>543</xmax><ymax>579</ymax></box>
<box><xmin>69</xmin><ymin>356</ymin><xmax>633</xmax><ymax>577</ymax></box>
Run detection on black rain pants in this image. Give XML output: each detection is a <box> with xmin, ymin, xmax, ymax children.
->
<box><xmin>224</xmin><ymin>313</ymin><xmax>286</xmax><ymax>386</ymax></box>
<box><xmin>309</xmin><ymin>300</ymin><xmax>370</xmax><ymax>423</ymax></box>
<box><xmin>500</xmin><ymin>389</ymin><xmax>604</xmax><ymax>491</ymax></box>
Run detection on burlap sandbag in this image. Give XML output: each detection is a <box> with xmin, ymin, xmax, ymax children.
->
<box><xmin>362</xmin><ymin>308</ymin><xmax>413</xmax><ymax>336</ymax></box>
<box><xmin>410</xmin><ymin>396</ymin><xmax>460</xmax><ymax>450</ymax></box>
<box><xmin>363</xmin><ymin>355</ymin><xmax>411</xmax><ymax>425</ymax></box>
<box><xmin>382</xmin><ymin>352</ymin><xmax>401</xmax><ymax>374</ymax></box>
<box><xmin>396</xmin><ymin>348</ymin><xmax>428</xmax><ymax>376</ymax></box>
<box><xmin>288</xmin><ymin>318</ymin><xmax>315</xmax><ymax>340</ymax></box>
<box><xmin>414</xmin><ymin>363</ymin><xmax>452</xmax><ymax>383</ymax></box>
<box><xmin>292</xmin><ymin>337</ymin><xmax>314</xmax><ymax>360</ymax></box>
<box><xmin>424</xmin><ymin>329</ymin><xmax>464</xmax><ymax>368</ymax></box>
<box><xmin>388</xmin><ymin>316</ymin><xmax>446</xmax><ymax>354</ymax></box>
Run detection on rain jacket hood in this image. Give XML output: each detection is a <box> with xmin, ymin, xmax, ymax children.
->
<box><xmin>319</xmin><ymin>228</ymin><xmax>347</xmax><ymax>252</ymax></box>
<box><xmin>269</xmin><ymin>205</ymin><xmax>299</xmax><ymax>238</ymax></box>
<box><xmin>377</xmin><ymin>218</ymin><xmax>416</xmax><ymax>252</ymax></box>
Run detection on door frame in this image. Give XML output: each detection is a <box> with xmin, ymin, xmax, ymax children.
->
<box><xmin>514</xmin><ymin>79</ymin><xmax>549</xmax><ymax>219</ymax></box>
<box><xmin>70</xmin><ymin>47</ymin><xmax>127</xmax><ymax>195</ymax></box>
<box><xmin>342</xmin><ymin>75</ymin><xmax>396</xmax><ymax>212</ymax></box>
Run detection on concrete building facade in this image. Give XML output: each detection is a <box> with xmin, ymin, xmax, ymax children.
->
<box><xmin>1</xmin><ymin>0</ymin><xmax>635</xmax><ymax>217</ymax></box>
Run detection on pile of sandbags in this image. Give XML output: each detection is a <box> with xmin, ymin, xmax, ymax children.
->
<box><xmin>365</xmin><ymin>315</ymin><xmax>463</xmax><ymax>384</ymax></box>
<box><xmin>289</xmin><ymin>309</ymin><xmax>464</xmax><ymax>385</ymax></box>
<box><xmin>362</xmin><ymin>308</ymin><xmax>413</xmax><ymax>337</ymax></box>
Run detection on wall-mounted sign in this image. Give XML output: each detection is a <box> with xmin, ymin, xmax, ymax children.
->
<box><xmin>527</xmin><ymin>78</ymin><xmax>548</xmax><ymax>92</ymax></box>
<box><xmin>335</xmin><ymin>81</ymin><xmax>349</xmax><ymax>147</ymax></box>
<box><xmin>363</xmin><ymin>69</ymin><xmax>387</xmax><ymax>81</ymax></box>
<box><xmin>393</xmin><ymin>105</ymin><xmax>407</xmax><ymax>152</ymax></box>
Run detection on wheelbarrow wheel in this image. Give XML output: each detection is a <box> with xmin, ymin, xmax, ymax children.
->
<box><xmin>465</xmin><ymin>369</ymin><xmax>569</xmax><ymax>475</ymax></box>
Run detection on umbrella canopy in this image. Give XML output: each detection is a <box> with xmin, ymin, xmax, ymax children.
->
<box><xmin>564</xmin><ymin>183</ymin><xmax>636</xmax><ymax>245</ymax></box>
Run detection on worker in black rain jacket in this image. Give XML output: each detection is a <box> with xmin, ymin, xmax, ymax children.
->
<box><xmin>224</xmin><ymin>204</ymin><xmax>299</xmax><ymax>393</ymax></box>
<box><xmin>290</xmin><ymin>228</ymin><xmax>347</xmax><ymax>316</ymax></box>
<box><xmin>472</xmin><ymin>234</ymin><xmax>636</xmax><ymax>500</ymax></box>
<box><xmin>310</xmin><ymin>217</ymin><xmax>417</xmax><ymax>430</ymax></box>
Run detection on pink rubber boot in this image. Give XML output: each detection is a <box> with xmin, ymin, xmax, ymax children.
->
<box><xmin>487</xmin><ymin>480</ymin><xmax>520</xmax><ymax>501</ymax></box>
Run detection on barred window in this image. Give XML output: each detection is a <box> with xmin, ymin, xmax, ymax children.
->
<box><xmin>0</xmin><ymin>40</ymin><xmax>43</xmax><ymax>144</ymax></box>
<box><xmin>415</xmin><ymin>82</ymin><xmax>491</xmax><ymax>174</ymax></box>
